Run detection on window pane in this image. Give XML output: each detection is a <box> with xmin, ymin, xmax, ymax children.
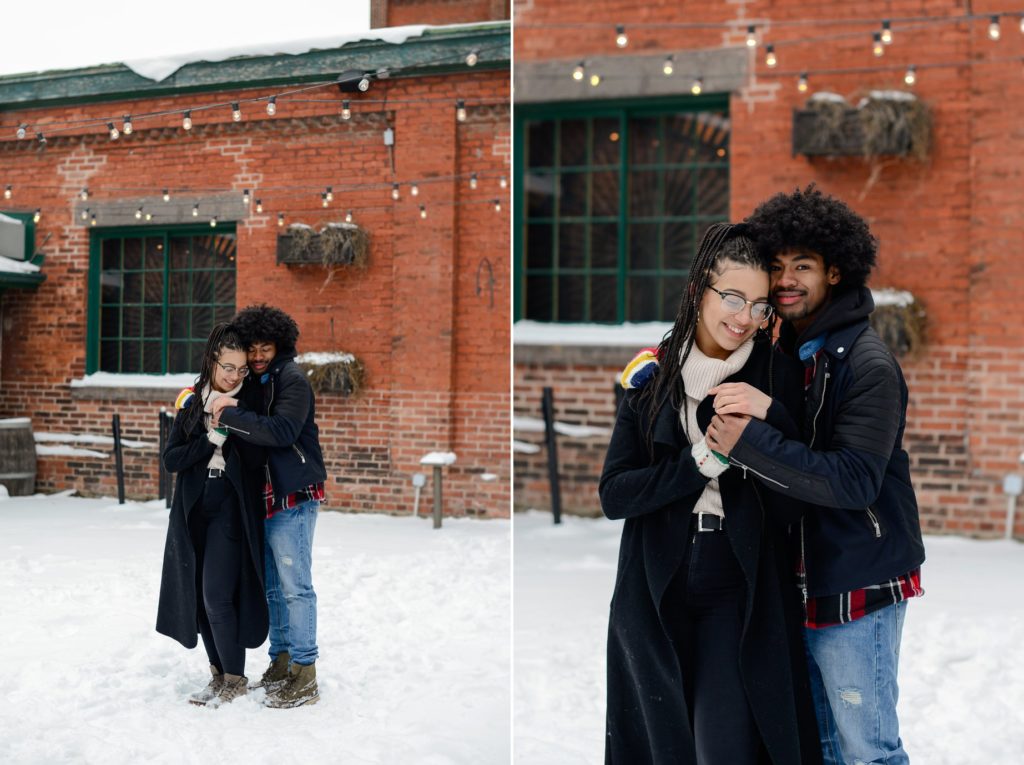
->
<box><xmin>695</xmin><ymin>112</ymin><xmax>730</xmax><ymax>162</ymax></box>
<box><xmin>661</xmin><ymin>276</ymin><xmax>688</xmax><ymax>321</ymax></box>
<box><xmin>591</xmin><ymin>171</ymin><xmax>618</xmax><ymax>217</ymax></box>
<box><xmin>525</xmin><ymin>275</ymin><xmax>552</xmax><ymax>321</ymax></box>
<box><xmin>169</xmin><ymin>271</ymin><xmax>190</xmax><ymax>304</ymax></box>
<box><xmin>215</xmin><ymin>304</ymin><xmax>235</xmax><ymax>324</ymax></box>
<box><xmin>526</xmin><ymin>173</ymin><xmax>555</xmax><ymax>218</ymax></box>
<box><xmin>191</xmin><ymin>271</ymin><xmax>214</xmax><ymax>303</ymax></box>
<box><xmin>100</xmin><ymin>341</ymin><xmax>118</xmax><ymax>370</ymax></box>
<box><xmin>664</xmin><ymin>223</ymin><xmax>695</xmax><ymax>271</ymax></box>
<box><xmin>142</xmin><ymin>341</ymin><xmax>162</xmax><ymax>374</ymax></box>
<box><xmin>101</xmin><ymin>271</ymin><xmax>121</xmax><ymax>305</ymax></box>
<box><xmin>664</xmin><ymin>113</ymin><xmax>697</xmax><ymax>163</ymax></box>
<box><xmin>559</xmin><ymin>173</ymin><xmax>586</xmax><ymax>217</ymax></box>
<box><xmin>629</xmin><ymin>170</ymin><xmax>660</xmax><ymax>217</ymax></box>
<box><xmin>123</xmin><ymin>238</ymin><xmax>142</xmax><ymax>269</ymax></box>
<box><xmin>168</xmin><ymin>306</ymin><xmax>190</xmax><ymax>339</ymax></box>
<box><xmin>592</xmin><ymin>118</ymin><xmax>620</xmax><ymax>166</ymax></box>
<box><xmin>591</xmin><ymin>275</ymin><xmax>617</xmax><ymax>322</ymax></box>
<box><xmin>591</xmin><ymin>223</ymin><xmax>618</xmax><ymax>269</ymax></box>
<box><xmin>123</xmin><ymin>272</ymin><xmax>142</xmax><ymax>304</ymax></box>
<box><xmin>122</xmin><ymin>306</ymin><xmax>142</xmax><ymax>338</ymax></box>
<box><xmin>527</xmin><ymin>121</ymin><xmax>555</xmax><ymax>168</ymax></box>
<box><xmin>168</xmin><ymin>341</ymin><xmax>189</xmax><ymax>373</ymax></box>
<box><xmin>664</xmin><ymin>168</ymin><xmax>695</xmax><ymax>215</ymax></box>
<box><xmin>144</xmin><ymin>238</ymin><xmax>163</xmax><ymax>271</ymax></box>
<box><xmin>558</xmin><ymin>224</ymin><xmax>585</xmax><ymax>269</ymax></box>
<box><xmin>100</xmin><ymin>305</ymin><xmax>119</xmax><ymax>339</ymax></box>
<box><xmin>697</xmin><ymin>166</ymin><xmax>729</xmax><ymax>216</ymax></box>
<box><xmin>560</xmin><ymin>120</ymin><xmax>586</xmax><ymax>166</ymax></box>
<box><xmin>189</xmin><ymin>342</ymin><xmax>205</xmax><ymax>371</ymax></box>
<box><xmin>191</xmin><ymin>306</ymin><xmax>213</xmax><ymax>338</ymax></box>
<box><xmin>629</xmin><ymin>117</ymin><xmax>660</xmax><ymax>165</ymax></box>
<box><xmin>627</xmin><ymin>277</ymin><xmax>658</xmax><ymax>322</ymax></box>
<box><xmin>121</xmin><ymin>340</ymin><xmax>141</xmax><ymax>374</ymax></box>
<box><xmin>192</xmin><ymin>237</ymin><xmax>217</xmax><ymax>270</ymax></box>
<box><xmin>557</xmin><ymin>276</ymin><xmax>585</xmax><ymax>322</ymax></box>
<box><xmin>101</xmin><ymin>239</ymin><xmax>120</xmax><ymax>270</ymax></box>
<box><xmin>629</xmin><ymin>223</ymin><xmax>659</xmax><ymax>271</ymax></box>
<box><xmin>169</xmin><ymin>237</ymin><xmax>190</xmax><ymax>270</ymax></box>
<box><xmin>214</xmin><ymin>271</ymin><xmax>234</xmax><ymax>306</ymax></box>
<box><xmin>526</xmin><ymin>223</ymin><xmax>553</xmax><ymax>270</ymax></box>
<box><xmin>144</xmin><ymin>270</ymin><xmax>164</xmax><ymax>304</ymax></box>
<box><xmin>143</xmin><ymin>306</ymin><xmax>163</xmax><ymax>339</ymax></box>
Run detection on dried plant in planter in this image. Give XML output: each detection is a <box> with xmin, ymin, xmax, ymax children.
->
<box><xmin>278</xmin><ymin>222</ymin><xmax>370</xmax><ymax>268</ymax></box>
<box><xmin>295</xmin><ymin>352</ymin><xmax>365</xmax><ymax>397</ymax></box>
<box><xmin>801</xmin><ymin>93</ymin><xmax>852</xmax><ymax>155</ymax></box>
<box><xmin>869</xmin><ymin>288</ymin><xmax>927</xmax><ymax>358</ymax></box>
<box><xmin>857</xmin><ymin>92</ymin><xmax>932</xmax><ymax>161</ymax></box>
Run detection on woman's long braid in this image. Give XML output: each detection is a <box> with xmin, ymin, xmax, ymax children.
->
<box><xmin>635</xmin><ymin>222</ymin><xmax>765</xmax><ymax>455</ymax></box>
<box><xmin>181</xmin><ymin>322</ymin><xmax>245</xmax><ymax>436</ymax></box>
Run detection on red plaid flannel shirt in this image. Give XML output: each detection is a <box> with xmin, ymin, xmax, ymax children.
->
<box><xmin>264</xmin><ymin>481</ymin><xmax>325</xmax><ymax>519</ymax></box>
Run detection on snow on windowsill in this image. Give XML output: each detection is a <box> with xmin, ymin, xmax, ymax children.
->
<box><xmin>295</xmin><ymin>352</ymin><xmax>356</xmax><ymax>366</ymax></box>
<box><xmin>514</xmin><ymin>320</ymin><xmax>671</xmax><ymax>347</ymax></box>
<box><xmin>34</xmin><ymin>432</ymin><xmax>154</xmax><ymax>449</ymax></box>
<box><xmin>0</xmin><ymin>255</ymin><xmax>40</xmax><ymax>275</ymax></box>
<box><xmin>420</xmin><ymin>451</ymin><xmax>457</xmax><ymax>466</ymax></box>
<box><xmin>36</xmin><ymin>444</ymin><xmax>109</xmax><ymax>459</ymax></box>
<box><xmin>70</xmin><ymin>372</ymin><xmax>196</xmax><ymax>389</ymax></box>
<box><xmin>514</xmin><ymin>416</ymin><xmax>610</xmax><ymax>439</ymax></box>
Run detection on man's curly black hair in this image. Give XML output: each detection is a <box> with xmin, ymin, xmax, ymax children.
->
<box><xmin>744</xmin><ymin>184</ymin><xmax>878</xmax><ymax>291</ymax></box>
<box><xmin>232</xmin><ymin>304</ymin><xmax>299</xmax><ymax>355</ymax></box>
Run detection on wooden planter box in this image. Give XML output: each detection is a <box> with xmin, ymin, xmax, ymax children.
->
<box><xmin>792</xmin><ymin>106</ymin><xmax>916</xmax><ymax>158</ymax></box>
<box><xmin>276</xmin><ymin>225</ymin><xmax>368</xmax><ymax>267</ymax></box>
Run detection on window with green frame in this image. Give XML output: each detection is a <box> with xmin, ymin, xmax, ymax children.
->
<box><xmin>515</xmin><ymin>97</ymin><xmax>730</xmax><ymax>323</ymax></box>
<box><xmin>87</xmin><ymin>226</ymin><xmax>237</xmax><ymax>374</ymax></box>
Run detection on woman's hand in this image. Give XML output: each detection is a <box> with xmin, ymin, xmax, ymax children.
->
<box><xmin>210</xmin><ymin>396</ymin><xmax>238</xmax><ymax>426</ymax></box>
<box><xmin>708</xmin><ymin>382</ymin><xmax>771</xmax><ymax>421</ymax></box>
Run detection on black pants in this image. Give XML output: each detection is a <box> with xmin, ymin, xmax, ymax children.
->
<box><xmin>189</xmin><ymin>476</ymin><xmax>245</xmax><ymax>676</ymax></box>
<box><xmin>664</xmin><ymin>518</ymin><xmax>768</xmax><ymax>765</ymax></box>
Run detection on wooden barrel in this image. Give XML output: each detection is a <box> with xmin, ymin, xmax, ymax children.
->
<box><xmin>0</xmin><ymin>418</ymin><xmax>36</xmax><ymax>496</ymax></box>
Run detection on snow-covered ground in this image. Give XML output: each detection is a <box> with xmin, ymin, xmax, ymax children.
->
<box><xmin>514</xmin><ymin>510</ymin><xmax>1024</xmax><ymax>765</ymax></box>
<box><xmin>0</xmin><ymin>493</ymin><xmax>510</xmax><ymax>764</ymax></box>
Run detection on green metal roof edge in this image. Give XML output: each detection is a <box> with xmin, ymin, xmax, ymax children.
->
<box><xmin>0</xmin><ymin>270</ymin><xmax>46</xmax><ymax>290</ymax></box>
<box><xmin>0</xmin><ymin>23</ymin><xmax>510</xmax><ymax>111</ymax></box>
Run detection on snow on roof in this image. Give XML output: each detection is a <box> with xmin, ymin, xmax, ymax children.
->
<box><xmin>123</xmin><ymin>22</ymin><xmax>506</xmax><ymax>82</ymax></box>
<box><xmin>514</xmin><ymin>320</ymin><xmax>671</xmax><ymax>347</ymax></box>
<box><xmin>873</xmin><ymin>288</ymin><xmax>915</xmax><ymax>307</ymax></box>
<box><xmin>808</xmin><ymin>91</ymin><xmax>847</xmax><ymax>104</ymax></box>
<box><xmin>70</xmin><ymin>372</ymin><xmax>196</xmax><ymax>389</ymax></box>
<box><xmin>296</xmin><ymin>352</ymin><xmax>356</xmax><ymax>366</ymax></box>
<box><xmin>36</xmin><ymin>444</ymin><xmax>109</xmax><ymax>459</ymax></box>
<box><xmin>0</xmin><ymin>417</ymin><xmax>32</xmax><ymax>426</ymax></box>
<box><xmin>0</xmin><ymin>255</ymin><xmax>40</xmax><ymax>275</ymax></box>
<box><xmin>34</xmin><ymin>432</ymin><xmax>154</xmax><ymax>449</ymax></box>
<box><xmin>420</xmin><ymin>451</ymin><xmax>457</xmax><ymax>466</ymax></box>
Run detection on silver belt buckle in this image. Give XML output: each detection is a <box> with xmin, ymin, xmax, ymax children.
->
<box><xmin>696</xmin><ymin>512</ymin><xmax>720</xmax><ymax>532</ymax></box>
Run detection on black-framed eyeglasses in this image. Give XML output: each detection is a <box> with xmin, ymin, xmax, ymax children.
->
<box><xmin>707</xmin><ymin>286</ymin><xmax>774</xmax><ymax>322</ymax></box>
<box><xmin>215</xmin><ymin>361</ymin><xmax>249</xmax><ymax>377</ymax></box>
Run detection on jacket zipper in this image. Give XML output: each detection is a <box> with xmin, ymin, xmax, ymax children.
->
<box><xmin>810</xmin><ymin>370</ymin><xmax>830</xmax><ymax>448</ymax></box>
<box><xmin>866</xmin><ymin>507</ymin><xmax>882</xmax><ymax>538</ymax></box>
<box><xmin>728</xmin><ymin>456</ymin><xmax>790</xmax><ymax>489</ymax></box>
<box><xmin>292</xmin><ymin>444</ymin><xmax>307</xmax><ymax>464</ymax></box>
<box><xmin>221</xmin><ymin>422</ymin><xmax>251</xmax><ymax>435</ymax></box>
<box><xmin>800</xmin><ymin>517</ymin><xmax>809</xmax><ymax>606</ymax></box>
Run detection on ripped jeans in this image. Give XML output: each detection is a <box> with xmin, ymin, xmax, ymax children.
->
<box><xmin>804</xmin><ymin>601</ymin><xmax>909</xmax><ymax>765</ymax></box>
<box><xmin>265</xmin><ymin>499</ymin><xmax>319</xmax><ymax>666</ymax></box>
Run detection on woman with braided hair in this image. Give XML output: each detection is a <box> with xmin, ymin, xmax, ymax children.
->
<box><xmin>599</xmin><ymin>223</ymin><xmax>821</xmax><ymax>764</ymax></box>
<box><xmin>156</xmin><ymin>323</ymin><xmax>268</xmax><ymax>707</ymax></box>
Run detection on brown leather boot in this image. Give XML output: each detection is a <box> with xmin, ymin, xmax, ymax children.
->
<box><xmin>188</xmin><ymin>665</ymin><xmax>224</xmax><ymax>706</ymax></box>
<box><xmin>264</xmin><ymin>662</ymin><xmax>319</xmax><ymax>708</ymax></box>
<box><xmin>208</xmin><ymin>673</ymin><xmax>248</xmax><ymax>708</ymax></box>
<box><xmin>251</xmin><ymin>651</ymin><xmax>291</xmax><ymax>694</ymax></box>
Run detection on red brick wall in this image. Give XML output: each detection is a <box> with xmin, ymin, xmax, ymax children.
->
<box><xmin>1</xmin><ymin>69</ymin><xmax>511</xmax><ymax>517</ymax></box>
<box><xmin>378</xmin><ymin>0</ymin><xmax>509</xmax><ymax>28</ymax></box>
<box><xmin>513</xmin><ymin>0</ymin><xmax>1024</xmax><ymax>537</ymax></box>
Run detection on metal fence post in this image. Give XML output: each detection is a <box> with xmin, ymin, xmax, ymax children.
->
<box><xmin>112</xmin><ymin>414</ymin><xmax>125</xmax><ymax>505</ymax></box>
<box><xmin>541</xmin><ymin>386</ymin><xmax>562</xmax><ymax>524</ymax></box>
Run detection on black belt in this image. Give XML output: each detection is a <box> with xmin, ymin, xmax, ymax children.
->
<box><xmin>693</xmin><ymin>512</ymin><xmax>724</xmax><ymax>532</ymax></box>
<box><xmin>207</xmin><ymin>468</ymin><xmax>225</xmax><ymax>479</ymax></box>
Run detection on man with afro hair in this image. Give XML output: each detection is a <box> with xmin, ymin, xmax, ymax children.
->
<box><xmin>705</xmin><ymin>185</ymin><xmax>925</xmax><ymax>765</ymax></box>
<box><xmin>211</xmin><ymin>304</ymin><xmax>327</xmax><ymax>708</ymax></box>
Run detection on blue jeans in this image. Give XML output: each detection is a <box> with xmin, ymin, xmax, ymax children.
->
<box><xmin>804</xmin><ymin>601</ymin><xmax>909</xmax><ymax>765</ymax></box>
<box><xmin>265</xmin><ymin>499</ymin><xmax>319</xmax><ymax>666</ymax></box>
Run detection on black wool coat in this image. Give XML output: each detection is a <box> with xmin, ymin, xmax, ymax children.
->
<box><xmin>156</xmin><ymin>387</ymin><xmax>269</xmax><ymax>650</ymax></box>
<box><xmin>599</xmin><ymin>339</ymin><xmax>822</xmax><ymax>765</ymax></box>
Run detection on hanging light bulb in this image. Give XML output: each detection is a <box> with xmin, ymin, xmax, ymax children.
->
<box><xmin>277</xmin><ymin>213</ymin><xmax>285</xmax><ymax>227</ymax></box>
<box><xmin>162</xmin><ymin>189</ymin><xmax>170</xmax><ymax>202</ymax></box>
<box><xmin>108</xmin><ymin>123</ymin><xmax>120</xmax><ymax>140</ymax></box>
<box><xmin>326</xmin><ymin>186</ymin><xmax>334</xmax><ymax>202</ymax></box>
<box><xmin>691</xmin><ymin>77</ymin><xmax>703</xmax><ymax>95</ymax></box>
<box><xmin>456</xmin><ymin>99</ymin><xmax>467</xmax><ymax>122</ymax></box>
<box><xmin>904</xmin><ymin>65</ymin><xmax>917</xmax><ymax>86</ymax></box>
<box><xmin>231</xmin><ymin>102</ymin><xmax>242</xmax><ymax>122</ymax></box>
<box><xmin>90</xmin><ymin>213</ymin><xmax>97</xmax><ymax>226</ymax></box>
<box><xmin>123</xmin><ymin>115</ymin><xmax>133</xmax><ymax>135</ymax></box>
<box><xmin>341</xmin><ymin>100</ymin><xmax>351</xmax><ymax>120</ymax></box>
<box><xmin>242</xmin><ymin>189</ymin><xmax>251</xmax><ymax>206</ymax></box>
<box><xmin>321</xmin><ymin>192</ymin><xmax>329</xmax><ymax>208</ymax></box>
<box><xmin>872</xmin><ymin>32</ymin><xmax>884</xmax><ymax>57</ymax></box>
<box><xmin>391</xmin><ymin>183</ymin><xmax>401</xmax><ymax>200</ymax></box>
<box><xmin>81</xmin><ymin>207</ymin><xmax>89</xmax><ymax>221</ymax></box>
<box><xmin>615</xmin><ymin>24</ymin><xmax>628</xmax><ymax>48</ymax></box>
<box><xmin>419</xmin><ymin>205</ymin><xmax>427</xmax><ymax>219</ymax></box>
<box><xmin>662</xmin><ymin>55</ymin><xmax>674</xmax><ymax>76</ymax></box>
<box><xmin>80</xmin><ymin>188</ymin><xmax>89</xmax><ymax>201</ymax></box>
<box><xmin>36</xmin><ymin>132</ymin><xmax>46</xmax><ymax>145</ymax></box>
<box><xmin>192</xmin><ymin>203</ymin><xmax>199</xmax><ymax>217</ymax></box>
<box><xmin>765</xmin><ymin>44</ymin><xmax>777</xmax><ymax>68</ymax></box>
<box><xmin>500</xmin><ymin>175</ymin><xmax>508</xmax><ymax>189</ymax></box>
<box><xmin>797</xmin><ymin>72</ymin><xmax>809</xmax><ymax>93</ymax></box>
<box><xmin>589</xmin><ymin>73</ymin><xmax>602</xmax><ymax>87</ymax></box>
<box><xmin>493</xmin><ymin>199</ymin><xmax>501</xmax><ymax>212</ymax></box>
<box><xmin>411</xmin><ymin>183</ymin><xmax>419</xmax><ymax>196</ymax></box>
<box><xmin>210</xmin><ymin>216</ymin><xmax>218</xmax><ymax>228</ymax></box>
<box><xmin>989</xmin><ymin>15</ymin><xmax>1001</xmax><ymax>40</ymax></box>
<box><xmin>1020</xmin><ymin>15</ymin><xmax>1024</xmax><ymax>34</ymax></box>
<box><xmin>345</xmin><ymin>210</ymin><xmax>353</xmax><ymax>223</ymax></box>
<box><xmin>255</xmin><ymin>199</ymin><xmax>263</xmax><ymax>213</ymax></box>
<box><xmin>881</xmin><ymin>19</ymin><xmax>893</xmax><ymax>45</ymax></box>
<box><xmin>470</xmin><ymin>172</ymin><xmax>479</xmax><ymax>190</ymax></box>
<box><xmin>466</xmin><ymin>49</ymin><xmax>479</xmax><ymax>67</ymax></box>
<box><xmin>144</xmin><ymin>211</ymin><xmax>153</xmax><ymax>221</ymax></box>
<box><xmin>3</xmin><ymin>185</ymin><xmax>11</xmax><ymax>200</ymax></box>
<box><xmin>266</xmin><ymin>96</ymin><xmax>277</xmax><ymax>116</ymax></box>
<box><xmin>33</xmin><ymin>208</ymin><xmax>41</xmax><ymax>223</ymax></box>
<box><xmin>135</xmin><ymin>206</ymin><xmax>143</xmax><ymax>220</ymax></box>
<box><xmin>746</xmin><ymin>25</ymin><xmax>757</xmax><ymax>48</ymax></box>
<box><xmin>572</xmin><ymin>61</ymin><xmax>585</xmax><ymax>81</ymax></box>
<box><xmin>16</xmin><ymin>124</ymin><xmax>27</xmax><ymax>140</ymax></box>
<box><xmin>182</xmin><ymin>110</ymin><xmax>193</xmax><ymax>131</ymax></box>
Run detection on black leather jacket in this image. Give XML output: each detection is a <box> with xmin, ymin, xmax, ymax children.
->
<box><xmin>729</xmin><ymin>288</ymin><xmax>926</xmax><ymax>596</ymax></box>
<box><xmin>219</xmin><ymin>353</ymin><xmax>327</xmax><ymax>499</ymax></box>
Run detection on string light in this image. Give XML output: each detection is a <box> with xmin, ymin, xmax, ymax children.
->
<box><xmin>466</xmin><ymin>49</ymin><xmax>479</xmax><ymax>67</ymax></box>
<box><xmin>456</xmin><ymin>99</ymin><xmax>467</xmax><ymax>122</ymax></box>
<box><xmin>231</xmin><ymin>103</ymin><xmax>242</xmax><ymax>122</ymax></box>
<box><xmin>90</xmin><ymin>213</ymin><xmax>97</xmax><ymax>226</ymax></box>
<box><xmin>590</xmin><ymin>73</ymin><xmax>602</xmax><ymax>87</ymax></box>
<box><xmin>242</xmin><ymin>189</ymin><xmax>251</xmax><ymax>205</ymax></box>
<box><xmin>210</xmin><ymin>216</ymin><xmax>218</xmax><ymax>228</ymax></box>
<box><xmin>4</xmin><ymin>185</ymin><xmax>11</xmax><ymax>200</ymax></box>
<box><xmin>765</xmin><ymin>44</ymin><xmax>777</xmax><ymax>68</ymax></box>
<box><xmin>500</xmin><ymin>176</ymin><xmax>508</xmax><ymax>189</ymax></box>
<box><xmin>797</xmin><ymin>72</ymin><xmax>809</xmax><ymax>92</ymax></box>
<box><xmin>746</xmin><ymin>25</ymin><xmax>757</xmax><ymax>48</ymax></box>
<box><xmin>904</xmin><ymin>65</ymin><xmax>917</xmax><ymax>85</ymax></box>
<box><xmin>135</xmin><ymin>206</ymin><xmax>143</xmax><ymax>220</ymax></box>
<box><xmin>145</xmin><ymin>211</ymin><xmax>153</xmax><ymax>221</ymax></box>
<box><xmin>872</xmin><ymin>32</ymin><xmax>884</xmax><ymax>57</ymax></box>
<box><xmin>989</xmin><ymin>15</ymin><xmax>1001</xmax><ymax>40</ymax></box>
<box><xmin>36</xmin><ymin>132</ymin><xmax>46</xmax><ymax>145</ymax></box>
<box><xmin>33</xmin><ymin>209</ymin><xmax>40</xmax><ymax>223</ymax></box>
<box><xmin>266</xmin><ymin>96</ymin><xmax>277</xmax><ymax>116</ymax></box>
<box><xmin>345</xmin><ymin>210</ymin><xmax>353</xmax><ymax>223</ymax></box>
<box><xmin>81</xmin><ymin>207</ymin><xmax>89</xmax><ymax>221</ymax></box>
<box><xmin>277</xmin><ymin>213</ymin><xmax>285</xmax><ymax>227</ymax></box>
<box><xmin>255</xmin><ymin>199</ymin><xmax>263</xmax><ymax>213</ymax></box>
<box><xmin>881</xmin><ymin>19</ymin><xmax>893</xmax><ymax>45</ymax></box>
<box><xmin>662</xmin><ymin>55</ymin><xmax>674</xmax><ymax>76</ymax></box>
<box><xmin>470</xmin><ymin>172</ymin><xmax>478</xmax><ymax>190</ymax></box>
<box><xmin>123</xmin><ymin>115</ymin><xmax>133</xmax><ymax>135</ymax></box>
<box><xmin>16</xmin><ymin>124</ymin><xmax>26</xmax><ymax>140</ymax></box>
<box><xmin>1020</xmin><ymin>16</ymin><xmax>1024</xmax><ymax>34</ymax></box>
<box><xmin>80</xmin><ymin>188</ymin><xmax>89</xmax><ymax>201</ymax></box>
<box><xmin>182</xmin><ymin>111</ymin><xmax>193</xmax><ymax>131</ymax></box>
<box><xmin>326</xmin><ymin>186</ymin><xmax>334</xmax><ymax>202</ymax></box>
<box><xmin>162</xmin><ymin>189</ymin><xmax>170</xmax><ymax>202</ymax></box>
<box><xmin>573</xmin><ymin>61</ymin><xmax>585</xmax><ymax>81</ymax></box>
<box><xmin>107</xmin><ymin>123</ymin><xmax>119</xmax><ymax>140</ymax></box>
<box><xmin>615</xmin><ymin>24</ymin><xmax>628</xmax><ymax>48</ymax></box>
<box><xmin>493</xmin><ymin>199</ymin><xmax>501</xmax><ymax>212</ymax></box>
<box><xmin>341</xmin><ymin>100</ymin><xmax>351</xmax><ymax>120</ymax></box>
<box><xmin>321</xmin><ymin>192</ymin><xmax>329</xmax><ymax>207</ymax></box>
<box><xmin>411</xmin><ymin>183</ymin><xmax>419</xmax><ymax>196</ymax></box>
<box><xmin>192</xmin><ymin>203</ymin><xmax>199</xmax><ymax>217</ymax></box>
<box><xmin>419</xmin><ymin>204</ymin><xmax>427</xmax><ymax>219</ymax></box>
<box><xmin>391</xmin><ymin>183</ymin><xmax>401</xmax><ymax>200</ymax></box>
<box><xmin>691</xmin><ymin>76</ymin><xmax>703</xmax><ymax>95</ymax></box>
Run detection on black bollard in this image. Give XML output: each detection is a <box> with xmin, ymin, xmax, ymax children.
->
<box><xmin>112</xmin><ymin>414</ymin><xmax>125</xmax><ymax>505</ymax></box>
<box><xmin>541</xmin><ymin>386</ymin><xmax>562</xmax><ymax>525</ymax></box>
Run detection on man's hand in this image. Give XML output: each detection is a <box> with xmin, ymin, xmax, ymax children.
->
<box><xmin>706</xmin><ymin>413</ymin><xmax>751</xmax><ymax>456</ymax></box>
<box><xmin>708</xmin><ymin>382</ymin><xmax>771</xmax><ymax>421</ymax></box>
<box><xmin>210</xmin><ymin>396</ymin><xmax>238</xmax><ymax>426</ymax></box>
